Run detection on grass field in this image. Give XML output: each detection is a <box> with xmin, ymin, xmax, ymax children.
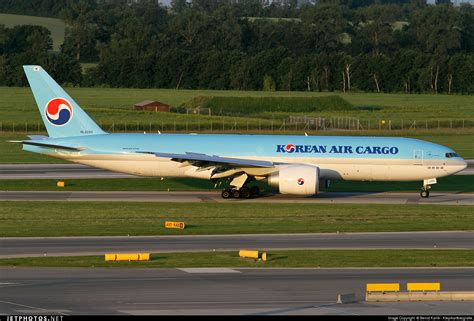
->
<box><xmin>0</xmin><ymin>178</ymin><xmax>216</xmax><ymax>191</ymax></box>
<box><xmin>0</xmin><ymin>250</ymin><xmax>471</xmax><ymax>268</ymax></box>
<box><xmin>1</xmin><ymin>202</ymin><xmax>472</xmax><ymax>237</ymax></box>
<box><xmin>0</xmin><ymin>13</ymin><xmax>65</xmax><ymax>51</ymax></box>
<box><xmin>1</xmin><ymin>130</ymin><xmax>473</xmax><ymax>163</ymax></box>
<box><xmin>1</xmin><ymin>87</ymin><xmax>473</xmax><ymax>128</ymax></box>
<box><xmin>0</xmin><ymin>175</ymin><xmax>472</xmax><ymax>193</ymax></box>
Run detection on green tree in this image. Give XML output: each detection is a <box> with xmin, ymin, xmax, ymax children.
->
<box><xmin>171</xmin><ymin>0</ymin><xmax>189</xmax><ymax>13</ymax></box>
<box><xmin>409</xmin><ymin>5</ymin><xmax>462</xmax><ymax>56</ymax></box>
<box><xmin>60</xmin><ymin>0</ymin><xmax>98</xmax><ymax>61</ymax></box>
<box><xmin>300</xmin><ymin>4</ymin><xmax>349</xmax><ymax>53</ymax></box>
<box><xmin>263</xmin><ymin>75</ymin><xmax>276</xmax><ymax>91</ymax></box>
<box><xmin>352</xmin><ymin>4</ymin><xmax>401</xmax><ymax>56</ymax></box>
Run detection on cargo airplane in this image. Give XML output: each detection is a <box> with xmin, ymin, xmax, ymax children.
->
<box><xmin>16</xmin><ymin>65</ymin><xmax>467</xmax><ymax>199</ymax></box>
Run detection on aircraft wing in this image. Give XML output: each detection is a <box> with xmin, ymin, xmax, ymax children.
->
<box><xmin>138</xmin><ymin>151</ymin><xmax>274</xmax><ymax>168</ymax></box>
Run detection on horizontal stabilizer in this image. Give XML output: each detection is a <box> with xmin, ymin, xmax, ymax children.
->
<box><xmin>19</xmin><ymin>140</ymin><xmax>84</xmax><ymax>151</ymax></box>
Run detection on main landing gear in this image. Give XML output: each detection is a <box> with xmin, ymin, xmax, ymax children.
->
<box><xmin>221</xmin><ymin>186</ymin><xmax>260</xmax><ymax>199</ymax></box>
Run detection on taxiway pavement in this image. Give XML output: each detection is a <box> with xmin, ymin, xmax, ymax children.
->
<box><xmin>0</xmin><ymin>267</ymin><xmax>472</xmax><ymax>315</ymax></box>
<box><xmin>1</xmin><ymin>190</ymin><xmax>473</xmax><ymax>205</ymax></box>
<box><xmin>1</xmin><ymin>231</ymin><xmax>472</xmax><ymax>258</ymax></box>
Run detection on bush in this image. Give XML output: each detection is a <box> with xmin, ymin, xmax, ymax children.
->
<box><xmin>181</xmin><ymin>95</ymin><xmax>353</xmax><ymax>116</ymax></box>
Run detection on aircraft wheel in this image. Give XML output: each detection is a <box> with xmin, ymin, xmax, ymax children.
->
<box><xmin>240</xmin><ymin>187</ymin><xmax>251</xmax><ymax>199</ymax></box>
<box><xmin>250</xmin><ymin>186</ymin><xmax>260</xmax><ymax>196</ymax></box>
<box><xmin>221</xmin><ymin>189</ymin><xmax>232</xmax><ymax>199</ymax></box>
<box><xmin>231</xmin><ymin>189</ymin><xmax>242</xmax><ymax>199</ymax></box>
<box><xmin>420</xmin><ymin>189</ymin><xmax>430</xmax><ymax>198</ymax></box>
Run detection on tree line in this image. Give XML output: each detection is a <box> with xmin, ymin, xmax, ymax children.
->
<box><xmin>0</xmin><ymin>0</ymin><xmax>473</xmax><ymax>93</ymax></box>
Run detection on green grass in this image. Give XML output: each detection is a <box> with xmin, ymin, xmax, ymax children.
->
<box><xmin>0</xmin><ymin>250</ymin><xmax>471</xmax><ymax>268</ymax></box>
<box><xmin>80</xmin><ymin>63</ymin><xmax>98</xmax><ymax>74</ymax></box>
<box><xmin>0</xmin><ymin>175</ymin><xmax>471</xmax><ymax>192</ymax></box>
<box><xmin>0</xmin><ymin>13</ymin><xmax>65</xmax><ymax>51</ymax></box>
<box><xmin>1</xmin><ymin>130</ymin><xmax>473</xmax><ymax>163</ymax></box>
<box><xmin>0</xmin><ymin>178</ymin><xmax>217</xmax><ymax>191</ymax></box>
<box><xmin>0</xmin><ymin>202</ymin><xmax>472</xmax><ymax>237</ymax></box>
<box><xmin>0</xmin><ymin>87</ymin><xmax>473</xmax><ymax>128</ymax></box>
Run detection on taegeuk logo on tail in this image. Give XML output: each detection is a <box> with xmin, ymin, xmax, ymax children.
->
<box><xmin>44</xmin><ymin>97</ymin><xmax>73</xmax><ymax>126</ymax></box>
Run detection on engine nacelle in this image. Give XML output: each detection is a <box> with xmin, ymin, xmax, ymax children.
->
<box><xmin>268</xmin><ymin>165</ymin><xmax>320</xmax><ymax>195</ymax></box>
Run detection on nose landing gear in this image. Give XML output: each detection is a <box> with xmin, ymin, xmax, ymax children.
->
<box><xmin>420</xmin><ymin>178</ymin><xmax>436</xmax><ymax>198</ymax></box>
<box><xmin>420</xmin><ymin>187</ymin><xmax>430</xmax><ymax>198</ymax></box>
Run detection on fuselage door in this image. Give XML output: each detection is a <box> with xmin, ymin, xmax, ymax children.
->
<box><xmin>413</xmin><ymin>149</ymin><xmax>423</xmax><ymax>165</ymax></box>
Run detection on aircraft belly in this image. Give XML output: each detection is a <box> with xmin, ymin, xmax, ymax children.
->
<box><xmin>318</xmin><ymin>164</ymin><xmax>447</xmax><ymax>181</ymax></box>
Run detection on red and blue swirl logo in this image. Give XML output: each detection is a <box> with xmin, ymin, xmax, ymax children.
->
<box><xmin>297</xmin><ymin>178</ymin><xmax>305</xmax><ymax>185</ymax></box>
<box><xmin>285</xmin><ymin>144</ymin><xmax>296</xmax><ymax>153</ymax></box>
<box><xmin>44</xmin><ymin>98</ymin><xmax>73</xmax><ymax>126</ymax></box>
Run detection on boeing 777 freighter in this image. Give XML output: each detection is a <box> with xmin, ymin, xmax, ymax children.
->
<box><xmin>15</xmin><ymin>65</ymin><xmax>467</xmax><ymax>199</ymax></box>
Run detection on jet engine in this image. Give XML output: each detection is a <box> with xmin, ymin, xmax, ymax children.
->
<box><xmin>268</xmin><ymin>165</ymin><xmax>320</xmax><ymax>195</ymax></box>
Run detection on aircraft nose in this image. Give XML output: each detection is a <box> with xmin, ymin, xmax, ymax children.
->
<box><xmin>450</xmin><ymin>159</ymin><xmax>468</xmax><ymax>175</ymax></box>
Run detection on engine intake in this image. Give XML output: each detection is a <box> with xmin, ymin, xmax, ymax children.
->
<box><xmin>268</xmin><ymin>165</ymin><xmax>320</xmax><ymax>195</ymax></box>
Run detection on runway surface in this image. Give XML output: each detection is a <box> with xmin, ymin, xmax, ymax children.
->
<box><xmin>1</xmin><ymin>190</ymin><xmax>473</xmax><ymax>205</ymax></box>
<box><xmin>0</xmin><ymin>162</ymin><xmax>472</xmax><ymax>179</ymax></box>
<box><xmin>1</xmin><ymin>232</ymin><xmax>473</xmax><ymax>258</ymax></box>
<box><xmin>1</xmin><ymin>267</ymin><xmax>472</xmax><ymax>315</ymax></box>
<box><xmin>0</xmin><ymin>164</ymin><xmax>134</xmax><ymax>179</ymax></box>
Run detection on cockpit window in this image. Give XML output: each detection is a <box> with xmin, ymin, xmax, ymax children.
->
<box><xmin>445</xmin><ymin>152</ymin><xmax>459</xmax><ymax>158</ymax></box>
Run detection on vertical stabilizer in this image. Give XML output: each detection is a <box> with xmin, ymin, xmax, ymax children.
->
<box><xmin>23</xmin><ymin>65</ymin><xmax>106</xmax><ymax>138</ymax></box>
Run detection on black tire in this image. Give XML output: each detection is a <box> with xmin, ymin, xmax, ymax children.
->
<box><xmin>420</xmin><ymin>190</ymin><xmax>430</xmax><ymax>198</ymax></box>
<box><xmin>240</xmin><ymin>187</ymin><xmax>251</xmax><ymax>199</ymax></box>
<box><xmin>250</xmin><ymin>186</ymin><xmax>260</xmax><ymax>196</ymax></box>
<box><xmin>231</xmin><ymin>189</ymin><xmax>241</xmax><ymax>199</ymax></box>
<box><xmin>221</xmin><ymin>189</ymin><xmax>232</xmax><ymax>199</ymax></box>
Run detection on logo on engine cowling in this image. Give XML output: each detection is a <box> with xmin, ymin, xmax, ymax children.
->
<box><xmin>297</xmin><ymin>178</ymin><xmax>305</xmax><ymax>185</ymax></box>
